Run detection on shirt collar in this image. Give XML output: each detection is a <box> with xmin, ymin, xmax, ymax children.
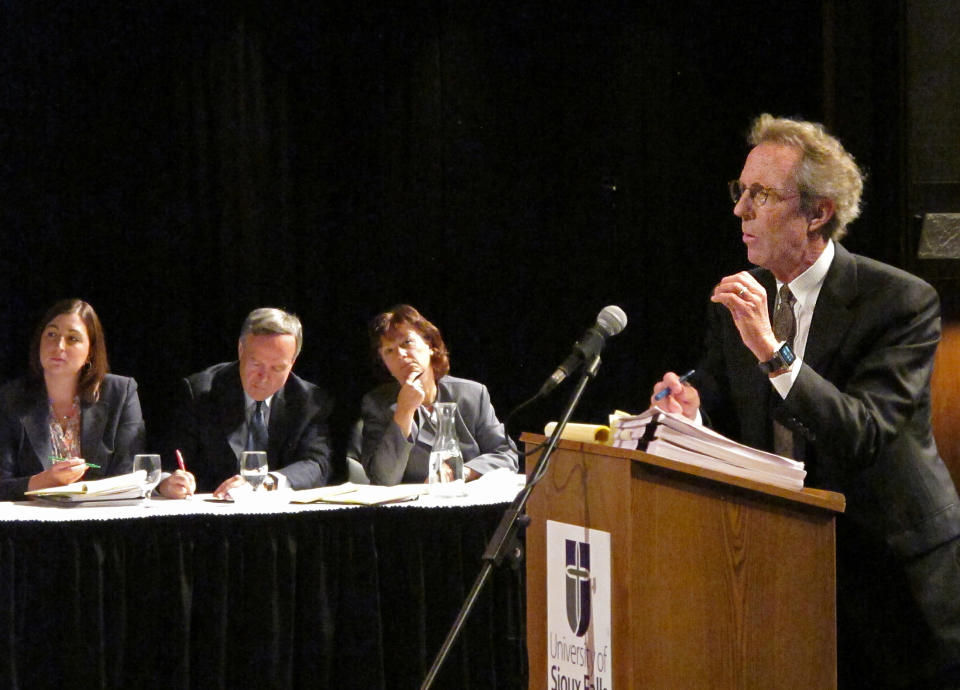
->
<box><xmin>778</xmin><ymin>239</ymin><xmax>835</xmax><ymax>310</ymax></box>
<box><xmin>243</xmin><ymin>391</ymin><xmax>274</xmax><ymax>412</ymax></box>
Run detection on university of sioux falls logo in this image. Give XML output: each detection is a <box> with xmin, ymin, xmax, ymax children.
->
<box><xmin>565</xmin><ymin>539</ymin><xmax>592</xmax><ymax>636</ymax></box>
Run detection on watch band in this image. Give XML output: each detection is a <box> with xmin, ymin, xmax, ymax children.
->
<box><xmin>759</xmin><ymin>341</ymin><xmax>796</xmax><ymax>375</ymax></box>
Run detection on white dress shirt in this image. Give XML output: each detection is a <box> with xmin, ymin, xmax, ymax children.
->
<box><xmin>770</xmin><ymin>239</ymin><xmax>836</xmax><ymax>397</ymax></box>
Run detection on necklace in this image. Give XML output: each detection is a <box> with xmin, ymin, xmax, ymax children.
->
<box><xmin>50</xmin><ymin>396</ymin><xmax>80</xmax><ymax>421</ymax></box>
<box><xmin>48</xmin><ymin>396</ymin><xmax>82</xmax><ymax>460</ymax></box>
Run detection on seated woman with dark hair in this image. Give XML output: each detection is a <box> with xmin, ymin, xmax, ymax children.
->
<box><xmin>0</xmin><ymin>299</ymin><xmax>146</xmax><ymax>500</ymax></box>
<box><xmin>360</xmin><ymin>304</ymin><xmax>518</xmax><ymax>486</ymax></box>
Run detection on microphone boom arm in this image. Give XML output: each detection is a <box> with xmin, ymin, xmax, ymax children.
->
<box><xmin>420</xmin><ymin>353</ymin><xmax>603</xmax><ymax>689</ymax></box>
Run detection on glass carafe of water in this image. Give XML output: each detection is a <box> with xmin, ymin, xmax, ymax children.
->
<box><xmin>428</xmin><ymin>402</ymin><xmax>466</xmax><ymax>497</ymax></box>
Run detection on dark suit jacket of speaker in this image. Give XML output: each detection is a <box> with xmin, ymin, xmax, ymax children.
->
<box><xmin>696</xmin><ymin>242</ymin><xmax>960</xmax><ymax>677</ymax></box>
<box><xmin>0</xmin><ymin>374</ymin><xmax>146</xmax><ymax>501</ymax></box>
<box><xmin>169</xmin><ymin>362</ymin><xmax>333</xmax><ymax>492</ymax></box>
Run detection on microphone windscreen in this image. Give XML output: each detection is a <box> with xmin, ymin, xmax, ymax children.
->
<box><xmin>597</xmin><ymin>305</ymin><xmax>628</xmax><ymax>337</ymax></box>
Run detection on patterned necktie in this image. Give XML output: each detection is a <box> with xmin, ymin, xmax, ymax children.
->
<box><xmin>773</xmin><ymin>284</ymin><xmax>797</xmax><ymax>347</ymax></box>
<box><xmin>247</xmin><ymin>400</ymin><xmax>268</xmax><ymax>451</ymax></box>
<box><xmin>772</xmin><ymin>285</ymin><xmax>798</xmax><ymax>458</ymax></box>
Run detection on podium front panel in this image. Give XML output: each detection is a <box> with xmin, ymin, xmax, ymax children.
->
<box><xmin>525</xmin><ymin>438</ymin><xmax>839</xmax><ymax>689</ymax></box>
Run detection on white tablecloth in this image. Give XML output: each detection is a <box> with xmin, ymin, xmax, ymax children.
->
<box><xmin>0</xmin><ymin>467</ymin><xmax>526</xmax><ymax>522</ymax></box>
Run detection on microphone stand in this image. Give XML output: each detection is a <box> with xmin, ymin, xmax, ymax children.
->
<box><xmin>420</xmin><ymin>353</ymin><xmax>603</xmax><ymax>690</ymax></box>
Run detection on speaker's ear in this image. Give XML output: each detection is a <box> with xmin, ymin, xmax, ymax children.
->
<box><xmin>806</xmin><ymin>197</ymin><xmax>835</xmax><ymax>230</ymax></box>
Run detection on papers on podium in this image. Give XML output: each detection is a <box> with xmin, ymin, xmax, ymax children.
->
<box><xmin>610</xmin><ymin>407</ymin><xmax>805</xmax><ymax>490</ymax></box>
<box><xmin>24</xmin><ymin>470</ymin><xmax>148</xmax><ymax>504</ymax></box>
<box><xmin>290</xmin><ymin>482</ymin><xmax>429</xmax><ymax>505</ymax></box>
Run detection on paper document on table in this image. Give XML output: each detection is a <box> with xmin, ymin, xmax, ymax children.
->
<box><xmin>290</xmin><ymin>482</ymin><xmax>429</xmax><ymax>505</ymax></box>
<box><xmin>25</xmin><ymin>470</ymin><xmax>147</xmax><ymax>500</ymax></box>
<box><xmin>610</xmin><ymin>407</ymin><xmax>805</xmax><ymax>489</ymax></box>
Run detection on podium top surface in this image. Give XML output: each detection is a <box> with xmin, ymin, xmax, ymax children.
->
<box><xmin>520</xmin><ymin>433</ymin><xmax>845</xmax><ymax>514</ymax></box>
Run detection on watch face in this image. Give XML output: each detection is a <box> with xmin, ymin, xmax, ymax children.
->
<box><xmin>780</xmin><ymin>343</ymin><xmax>796</xmax><ymax>365</ymax></box>
<box><xmin>759</xmin><ymin>342</ymin><xmax>796</xmax><ymax>374</ymax></box>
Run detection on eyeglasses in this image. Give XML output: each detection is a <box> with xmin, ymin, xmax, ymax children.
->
<box><xmin>728</xmin><ymin>180</ymin><xmax>801</xmax><ymax>207</ymax></box>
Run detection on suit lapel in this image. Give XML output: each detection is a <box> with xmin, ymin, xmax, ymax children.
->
<box><xmin>268</xmin><ymin>385</ymin><xmax>288</xmax><ymax>461</ymax></box>
<box><xmin>418</xmin><ymin>377</ymin><xmax>453</xmax><ymax>448</ymax></box>
<box><xmin>436</xmin><ymin>377</ymin><xmax>451</xmax><ymax>404</ymax></box>
<box><xmin>219</xmin><ymin>365</ymin><xmax>247</xmax><ymax>463</ymax></box>
<box><xmin>81</xmin><ymin>397</ymin><xmax>109</xmax><ymax>476</ymax></box>
<box><xmin>804</xmin><ymin>243</ymin><xmax>856</xmax><ymax>373</ymax></box>
<box><xmin>761</xmin><ymin>270</ymin><xmax>777</xmax><ymax>322</ymax></box>
<box><xmin>22</xmin><ymin>395</ymin><xmax>53</xmax><ymax>471</ymax></box>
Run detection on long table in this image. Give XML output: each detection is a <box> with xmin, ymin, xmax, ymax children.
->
<box><xmin>0</xmin><ymin>476</ymin><xmax>527</xmax><ymax>690</ymax></box>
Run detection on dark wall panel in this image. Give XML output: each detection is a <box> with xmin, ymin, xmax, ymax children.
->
<box><xmin>908</xmin><ymin>0</ymin><xmax>960</xmax><ymax>217</ymax></box>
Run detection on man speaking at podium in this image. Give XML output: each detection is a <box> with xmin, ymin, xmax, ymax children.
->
<box><xmin>653</xmin><ymin>114</ymin><xmax>960</xmax><ymax>689</ymax></box>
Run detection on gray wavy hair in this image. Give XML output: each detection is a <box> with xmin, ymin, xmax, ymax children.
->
<box><xmin>239</xmin><ymin>307</ymin><xmax>303</xmax><ymax>357</ymax></box>
<box><xmin>748</xmin><ymin>113</ymin><xmax>864</xmax><ymax>241</ymax></box>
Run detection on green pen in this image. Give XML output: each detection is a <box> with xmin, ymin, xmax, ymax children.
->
<box><xmin>48</xmin><ymin>455</ymin><xmax>100</xmax><ymax>469</ymax></box>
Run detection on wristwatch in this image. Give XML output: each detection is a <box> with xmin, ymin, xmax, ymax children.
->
<box><xmin>758</xmin><ymin>341</ymin><xmax>796</xmax><ymax>376</ymax></box>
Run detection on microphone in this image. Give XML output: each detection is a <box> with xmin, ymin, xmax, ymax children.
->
<box><xmin>538</xmin><ymin>305</ymin><xmax>627</xmax><ymax>397</ymax></box>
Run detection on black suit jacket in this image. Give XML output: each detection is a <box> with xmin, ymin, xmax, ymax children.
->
<box><xmin>697</xmin><ymin>243</ymin><xmax>960</xmax><ymax>682</ymax></box>
<box><xmin>0</xmin><ymin>374</ymin><xmax>146</xmax><ymax>501</ymax></box>
<box><xmin>168</xmin><ymin>362</ymin><xmax>333</xmax><ymax>492</ymax></box>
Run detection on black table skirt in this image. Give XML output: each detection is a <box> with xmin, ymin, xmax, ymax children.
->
<box><xmin>0</xmin><ymin>504</ymin><xmax>526</xmax><ymax>690</ymax></box>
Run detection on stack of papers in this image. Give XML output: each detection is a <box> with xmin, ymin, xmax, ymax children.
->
<box><xmin>610</xmin><ymin>407</ymin><xmax>805</xmax><ymax>490</ymax></box>
<box><xmin>24</xmin><ymin>470</ymin><xmax>147</xmax><ymax>504</ymax></box>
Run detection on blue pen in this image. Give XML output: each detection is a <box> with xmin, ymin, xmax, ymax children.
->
<box><xmin>654</xmin><ymin>369</ymin><xmax>696</xmax><ymax>401</ymax></box>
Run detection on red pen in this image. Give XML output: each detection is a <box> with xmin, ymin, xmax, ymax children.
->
<box><xmin>175</xmin><ymin>449</ymin><xmax>187</xmax><ymax>472</ymax></box>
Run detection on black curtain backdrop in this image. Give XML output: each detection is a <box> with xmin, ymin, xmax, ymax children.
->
<box><xmin>0</xmin><ymin>1</ymin><xmax>905</xmax><ymax>475</ymax></box>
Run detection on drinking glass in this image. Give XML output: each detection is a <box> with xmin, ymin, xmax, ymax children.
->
<box><xmin>133</xmin><ymin>454</ymin><xmax>162</xmax><ymax>506</ymax></box>
<box><xmin>240</xmin><ymin>451</ymin><xmax>269</xmax><ymax>492</ymax></box>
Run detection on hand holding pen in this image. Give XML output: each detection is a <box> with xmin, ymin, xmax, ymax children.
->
<box><xmin>394</xmin><ymin>369</ymin><xmax>427</xmax><ymax>438</ymax></box>
<box><xmin>651</xmin><ymin>369</ymin><xmax>700</xmax><ymax>419</ymax></box>
<box><xmin>653</xmin><ymin>369</ymin><xmax>695</xmax><ymax>401</ymax></box>
<box><xmin>398</xmin><ymin>369</ymin><xmax>426</xmax><ymax>410</ymax></box>
<box><xmin>155</xmin><ymin>450</ymin><xmax>197</xmax><ymax>499</ymax></box>
<box><xmin>27</xmin><ymin>457</ymin><xmax>90</xmax><ymax>492</ymax></box>
<box><xmin>49</xmin><ymin>455</ymin><xmax>101</xmax><ymax>469</ymax></box>
<box><xmin>172</xmin><ymin>450</ymin><xmax>197</xmax><ymax>498</ymax></box>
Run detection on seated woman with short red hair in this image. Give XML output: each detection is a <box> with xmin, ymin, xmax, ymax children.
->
<box><xmin>360</xmin><ymin>304</ymin><xmax>518</xmax><ymax>486</ymax></box>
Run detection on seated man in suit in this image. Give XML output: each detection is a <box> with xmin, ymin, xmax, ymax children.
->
<box><xmin>653</xmin><ymin>114</ymin><xmax>960</xmax><ymax>688</ymax></box>
<box><xmin>158</xmin><ymin>307</ymin><xmax>333</xmax><ymax>498</ymax></box>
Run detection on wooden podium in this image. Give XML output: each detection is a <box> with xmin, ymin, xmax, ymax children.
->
<box><xmin>523</xmin><ymin>433</ymin><xmax>846</xmax><ymax>689</ymax></box>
